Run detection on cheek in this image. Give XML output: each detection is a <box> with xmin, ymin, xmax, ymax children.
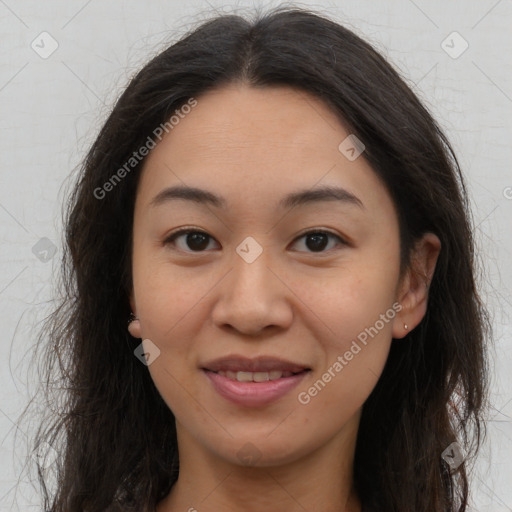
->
<box><xmin>288</xmin><ymin>256</ymin><xmax>399</xmax><ymax>404</ymax></box>
<box><xmin>133</xmin><ymin>260</ymin><xmax>229</xmax><ymax>390</ymax></box>
<box><xmin>291</xmin><ymin>256</ymin><xmax>400</xmax><ymax>346</ymax></box>
<box><xmin>135</xmin><ymin>255</ymin><xmax>206</xmax><ymax>332</ymax></box>
<box><xmin>295</xmin><ymin>290</ymin><xmax>395</xmax><ymax>426</ymax></box>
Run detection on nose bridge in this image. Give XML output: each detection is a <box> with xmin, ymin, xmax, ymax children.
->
<box><xmin>230</xmin><ymin>235</ymin><xmax>277</xmax><ymax>303</ymax></box>
<box><xmin>211</xmin><ymin>235</ymin><xmax>292</xmax><ymax>333</ymax></box>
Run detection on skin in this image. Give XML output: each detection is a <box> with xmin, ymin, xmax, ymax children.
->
<box><xmin>128</xmin><ymin>83</ymin><xmax>441</xmax><ymax>512</ymax></box>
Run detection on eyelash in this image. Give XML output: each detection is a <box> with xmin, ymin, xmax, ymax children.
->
<box><xmin>163</xmin><ymin>227</ymin><xmax>348</xmax><ymax>254</ymax></box>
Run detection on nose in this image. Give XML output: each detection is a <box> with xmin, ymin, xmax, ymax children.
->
<box><xmin>210</xmin><ymin>246</ymin><xmax>293</xmax><ymax>336</ymax></box>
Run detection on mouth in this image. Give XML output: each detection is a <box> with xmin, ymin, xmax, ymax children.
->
<box><xmin>201</xmin><ymin>355</ymin><xmax>311</xmax><ymax>407</ymax></box>
<box><xmin>206</xmin><ymin>369</ymin><xmax>308</xmax><ymax>382</ymax></box>
<box><xmin>201</xmin><ymin>355</ymin><xmax>310</xmax><ymax>374</ymax></box>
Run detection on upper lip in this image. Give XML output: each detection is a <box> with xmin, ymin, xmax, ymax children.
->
<box><xmin>201</xmin><ymin>355</ymin><xmax>310</xmax><ymax>373</ymax></box>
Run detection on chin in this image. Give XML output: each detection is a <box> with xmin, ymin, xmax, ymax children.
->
<box><xmin>204</xmin><ymin>431</ymin><xmax>318</xmax><ymax>468</ymax></box>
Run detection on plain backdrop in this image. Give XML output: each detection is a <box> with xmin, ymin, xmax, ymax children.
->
<box><xmin>0</xmin><ymin>1</ymin><xmax>511</xmax><ymax>511</ymax></box>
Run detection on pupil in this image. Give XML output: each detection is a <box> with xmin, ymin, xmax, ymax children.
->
<box><xmin>307</xmin><ymin>233</ymin><xmax>327</xmax><ymax>251</ymax></box>
<box><xmin>187</xmin><ymin>232</ymin><xmax>209</xmax><ymax>251</ymax></box>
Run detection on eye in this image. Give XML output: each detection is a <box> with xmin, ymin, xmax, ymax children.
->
<box><xmin>163</xmin><ymin>228</ymin><xmax>348</xmax><ymax>253</ymax></box>
<box><xmin>290</xmin><ymin>229</ymin><xmax>347</xmax><ymax>253</ymax></box>
<box><xmin>163</xmin><ymin>228</ymin><xmax>219</xmax><ymax>252</ymax></box>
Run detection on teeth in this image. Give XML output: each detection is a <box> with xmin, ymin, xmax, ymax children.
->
<box><xmin>216</xmin><ymin>370</ymin><xmax>296</xmax><ymax>381</ymax></box>
<box><xmin>237</xmin><ymin>371</ymin><xmax>253</xmax><ymax>382</ymax></box>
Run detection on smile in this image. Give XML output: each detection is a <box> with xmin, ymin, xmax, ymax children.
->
<box><xmin>203</xmin><ymin>368</ymin><xmax>310</xmax><ymax>407</ymax></box>
<box><xmin>213</xmin><ymin>369</ymin><xmax>300</xmax><ymax>382</ymax></box>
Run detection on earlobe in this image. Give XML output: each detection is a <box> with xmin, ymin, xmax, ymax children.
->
<box><xmin>128</xmin><ymin>315</ymin><xmax>141</xmax><ymax>338</ymax></box>
<box><xmin>392</xmin><ymin>232</ymin><xmax>441</xmax><ymax>339</ymax></box>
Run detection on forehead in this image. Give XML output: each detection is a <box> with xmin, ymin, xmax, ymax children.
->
<box><xmin>135</xmin><ymin>84</ymin><xmax>394</xmax><ymax>220</ymax></box>
<box><xmin>152</xmin><ymin>84</ymin><xmax>347</xmax><ymax>164</ymax></box>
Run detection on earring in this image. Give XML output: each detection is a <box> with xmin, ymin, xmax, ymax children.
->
<box><xmin>404</xmin><ymin>324</ymin><xmax>408</xmax><ymax>330</ymax></box>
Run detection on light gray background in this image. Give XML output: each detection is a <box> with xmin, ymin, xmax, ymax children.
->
<box><xmin>1</xmin><ymin>0</ymin><xmax>511</xmax><ymax>510</ymax></box>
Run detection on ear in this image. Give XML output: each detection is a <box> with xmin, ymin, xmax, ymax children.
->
<box><xmin>392</xmin><ymin>232</ymin><xmax>441</xmax><ymax>339</ymax></box>
<box><xmin>128</xmin><ymin>290</ymin><xmax>141</xmax><ymax>339</ymax></box>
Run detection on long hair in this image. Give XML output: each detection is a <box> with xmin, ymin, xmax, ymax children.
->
<box><xmin>24</xmin><ymin>7</ymin><xmax>490</xmax><ymax>512</ymax></box>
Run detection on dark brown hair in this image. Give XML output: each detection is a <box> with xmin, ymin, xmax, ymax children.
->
<box><xmin>22</xmin><ymin>6</ymin><xmax>490</xmax><ymax>512</ymax></box>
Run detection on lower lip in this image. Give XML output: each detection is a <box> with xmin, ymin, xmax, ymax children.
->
<box><xmin>203</xmin><ymin>370</ymin><xmax>309</xmax><ymax>407</ymax></box>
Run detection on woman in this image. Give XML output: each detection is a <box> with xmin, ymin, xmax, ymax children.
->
<box><xmin>31</xmin><ymin>7</ymin><xmax>489</xmax><ymax>512</ymax></box>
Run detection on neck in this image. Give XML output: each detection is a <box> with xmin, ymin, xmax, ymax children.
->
<box><xmin>157</xmin><ymin>412</ymin><xmax>362</xmax><ymax>512</ymax></box>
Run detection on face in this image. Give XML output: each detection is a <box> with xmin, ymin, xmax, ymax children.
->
<box><xmin>129</xmin><ymin>84</ymin><xmax>409</xmax><ymax>468</ymax></box>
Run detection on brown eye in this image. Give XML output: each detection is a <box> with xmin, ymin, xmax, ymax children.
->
<box><xmin>164</xmin><ymin>229</ymin><xmax>218</xmax><ymax>252</ymax></box>
<box><xmin>290</xmin><ymin>230</ymin><xmax>347</xmax><ymax>253</ymax></box>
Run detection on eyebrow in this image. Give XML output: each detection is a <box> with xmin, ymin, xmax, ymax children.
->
<box><xmin>149</xmin><ymin>184</ymin><xmax>364</xmax><ymax>211</ymax></box>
